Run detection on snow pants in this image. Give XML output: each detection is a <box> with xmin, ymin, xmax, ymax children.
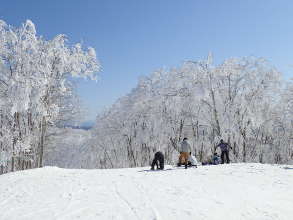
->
<box><xmin>221</xmin><ymin>150</ymin><xmax>230</xmax><ymax>164</ymax></box>
<box><xmin>179</xmin><ymin>152</ymin><xmax>190</xmax><ymax>166</ymax></box>
<box><xmin>151</xmin><ymin>151</ymin><xmax>164</xmax><ymax>170</ymax></box>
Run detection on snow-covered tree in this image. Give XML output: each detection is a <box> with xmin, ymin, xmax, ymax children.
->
<box><xmin>0</xmin><ymin>20</ymin><xmax>100</xmax><ymax>173</ymax></box>
<box><xmin>91</xmin><ymin>56</ymin><xmax>292</xmax><ymax>168</ymax></box>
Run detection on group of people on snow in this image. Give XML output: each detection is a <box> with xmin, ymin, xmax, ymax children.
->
<box><xmin>151</xmin><ymin>138</ymin><xmax>232</xmax><ymax>170</ymax></box>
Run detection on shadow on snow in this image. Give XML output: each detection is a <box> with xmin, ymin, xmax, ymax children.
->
<box><xmin>283</xmin><ymin>166</ymin><xmax>293</xmax><ymax>170</ymax></box>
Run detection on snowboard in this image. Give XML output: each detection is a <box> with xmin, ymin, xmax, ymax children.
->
<box><xmin>139</xmin><ymin>165</ymin><xmax>197</xmax><ymax>172</ymax></box>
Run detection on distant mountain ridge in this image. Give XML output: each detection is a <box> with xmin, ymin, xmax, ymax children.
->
<box><xmin>62</xmin><ymin>121</ymin><xmax>95</xmax><ymax>130</ymax></box>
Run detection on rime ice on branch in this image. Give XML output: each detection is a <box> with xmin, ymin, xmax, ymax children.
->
<box><xmin>0</xmin><ymin>20</ymin><xmax>100</xmax><ymax>173</ymax></box>
<box><xmin>91</xmin><ymin>56</ymin><xmax>292</xmax><ymax>168</ymax></box>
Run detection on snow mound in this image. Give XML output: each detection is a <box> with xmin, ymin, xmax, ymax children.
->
<box><xmin>0</xmin><ymin>163</ymin><xmax>293</xmax><ymax>220</ymax></box>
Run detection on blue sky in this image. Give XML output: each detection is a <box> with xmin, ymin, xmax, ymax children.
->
<box><xmin>1</xmin><ymin>0</ymin><xmax>293</xmax><ymax>121</ymax></box>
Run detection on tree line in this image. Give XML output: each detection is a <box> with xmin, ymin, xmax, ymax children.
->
<box><xmin>1</xmin><ymin>20</ymin><xmax>292</xmax><ymax>173</ymax></box>
<box><xmin>91</xmin><ymin>55</ymin><xmax>293</xmax><ymax>168</ymax></box>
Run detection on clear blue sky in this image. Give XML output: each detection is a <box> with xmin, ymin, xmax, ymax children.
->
<box><xmin>1</xmin><ymin>0</ymin><xmax>293</xmax><ymax>121</ymax></box>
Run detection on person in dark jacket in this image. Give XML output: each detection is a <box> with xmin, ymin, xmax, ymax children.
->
<box><xmin>151</xmin><ymin>151</ymin><xmax>164</xmax><ymax>170</ymax></box>
<box><xmin>216</xmin><ymin>139</ymin><xmax>232</xmax><ymax>164</ymax></box>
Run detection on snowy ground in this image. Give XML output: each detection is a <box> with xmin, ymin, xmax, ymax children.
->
<box><xmin>0</xmin><ymin>163</ymin><xmax>293</xmax><ymax>220</ymax></box>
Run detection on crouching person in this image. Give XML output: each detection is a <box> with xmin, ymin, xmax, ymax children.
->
<box><xmin>151</xmin><ymin>151</ymin><xmax>164</xmax><ymax>170</ymax></box>
<box><xmin>188</xmin><ymin>153</ymin><xmax>198</xmax><ymax>167</ymax></box>
<box><xmin>212</xmin><ymin>152</ymin><xmax>220</xmax><ymax>165</ymax></box>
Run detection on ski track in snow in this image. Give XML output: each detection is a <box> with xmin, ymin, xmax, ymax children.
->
<box><xmin>0</xmin><ymin>163</ymin><xmax>293</xmax><ymax>220</ymax></box>
<box><xmin>112</xmin><ymin>179</ymin><xmax>140</xmax><ymax>219</ymax></box>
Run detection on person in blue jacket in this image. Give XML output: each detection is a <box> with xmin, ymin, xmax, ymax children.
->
<box><xmin>212</xmin><ymin>152</ymin><xmax>220</xmax><ymax>165</ymax></box>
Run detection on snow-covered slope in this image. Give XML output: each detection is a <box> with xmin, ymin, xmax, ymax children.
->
<box><xmin>0</xmin><ymin>163</ymin><xmax>293</xmax><ymax>220</ymax></box>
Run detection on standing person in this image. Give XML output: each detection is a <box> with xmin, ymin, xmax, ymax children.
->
<box><xmin>216</xmin><ymin>139</ymin><xmax>232</xmax><ymax>164</ymax></box>
<box><xmin>151</xmin><ymin>151</ymin><xmax>164</xmax><ymax>170</ymax></box>
<box><xmin>179</xmin><ymin>137</ymin><xmax>192</xmax><ymax>169</ymax></box>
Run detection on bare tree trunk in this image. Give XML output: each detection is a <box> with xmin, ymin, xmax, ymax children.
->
<box><xmin>210</xmin><ymin>89</ymin><xmax>221</xmax><ymax>137</ymax></box>
<box><xmin>39</xmin><ymin>116</ymin><xmax>47</xmax><ymax>168</ymax></box>
<box><xmin>242</xmin><ymin>142</ymin><xmax>246</xmax><ymax>162</ymax></box>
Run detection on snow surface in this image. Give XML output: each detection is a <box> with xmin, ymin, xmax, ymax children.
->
<box><xmin>0</xmin><ymin>163</ymin><xmax>293</xmax><ymax>220</ymax></box>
